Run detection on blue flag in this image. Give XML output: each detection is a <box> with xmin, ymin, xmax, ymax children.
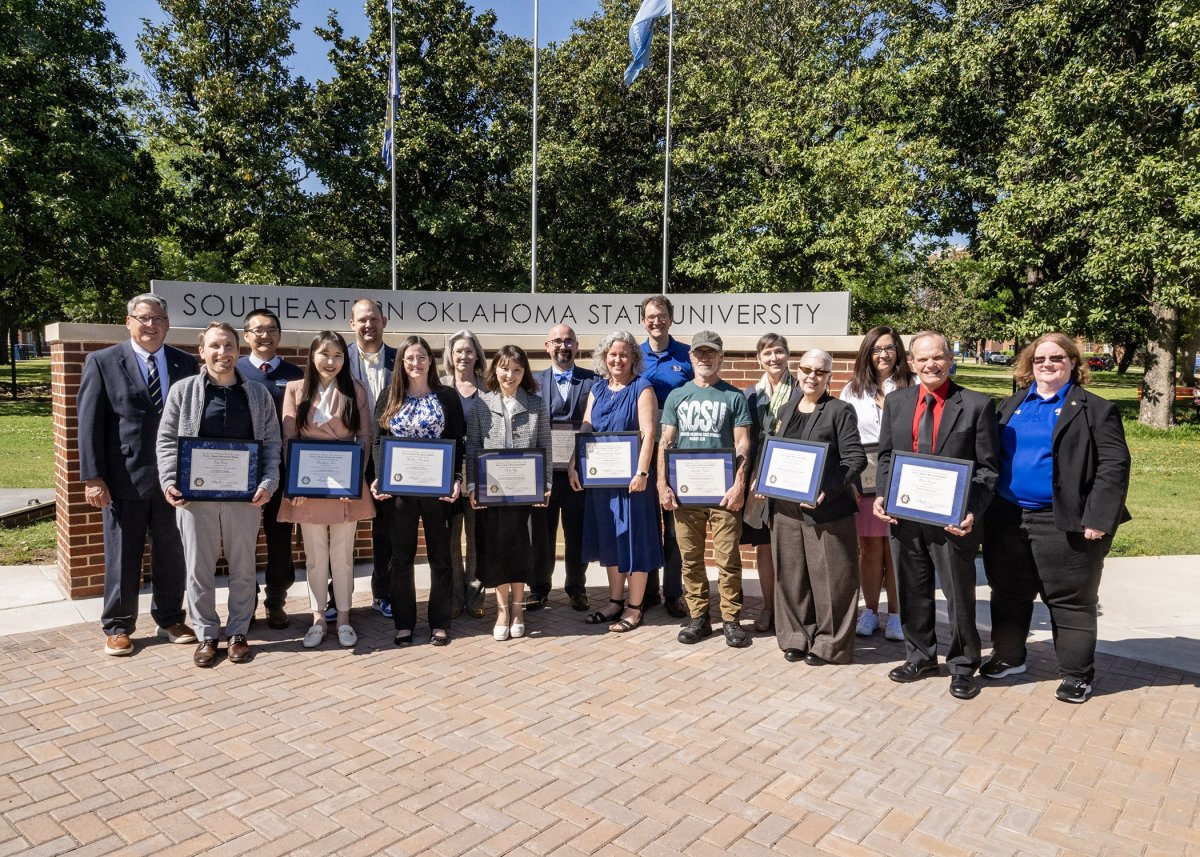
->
<box><xmin>623</xmin><ymin>0</ymin><xmax>671</xmax><ymax>87</ymax></box>
<box><xmin>382</xmin><ymin>4</ymin><xmax>398</xmax><ymax>168</ymax></box>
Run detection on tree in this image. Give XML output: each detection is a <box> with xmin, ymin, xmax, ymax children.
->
<box><xmin>0</xmin><ymin>0</ymin><xmax>162</xmax><ymax>351</ymax></box>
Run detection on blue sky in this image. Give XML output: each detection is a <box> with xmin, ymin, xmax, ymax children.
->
<box><xmin>107</xmin><ymin>0</ymin><xmax>605</xmax><ymax>84</ymax></box>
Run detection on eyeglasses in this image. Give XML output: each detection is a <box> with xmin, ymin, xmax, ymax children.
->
<box><xmin>245</xmin><ymin>327</ymin><xmax>280</xmax><ymax>336</ymax></box>
<box><xmin>798</xmin><ymin>366</ymin><xmax>830</xmax><ymax>379</ymax></box>
<box><xmin>403</xmin><ymin>355</ymin><xmax>430</xmax><ymax>365</ymax></box>
<box><xmin>547</xmin><ymin>338</ymin><xmax>576</xmax><ymax>347</ymax></box>
<box><xmin>130</xmin><ymin>315</ymin><xmax>167</xmax><ymax>326</ymax></box>
<box><xmin>1032</xmin><ymin>355</ymin><xmax>1068</xmax><ymax>365</ymax></box>
<box><xmin>870</xmin><ymin>345</ymin><xmax>897</xmax><ymax>356</ymax></box>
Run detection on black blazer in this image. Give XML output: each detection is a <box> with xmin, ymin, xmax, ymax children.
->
<box><xmin>372</xmin><ymin>384</ymin><xmax>467</xmax><ymax>483</ymax></box>
<box><xmin>876</xmin><ymin>381</ymin><xmax>1000</xmax><ymax>521</ymax></box>
<box><xmin>768</xmin><ymin>394</ymin><xmax>866</xmax><ymax>525</ymax></box>
<box><xmin>77</xmin><ymin>341</ymin><xmax>198</xmax><ymax>500</ymax></box>
<box><xmin>997</xmin><ymin>385</ymin><xmax>1131</xmax><ymax>534</ymax></box>
<box><xmin>534</xmin><ymin>365</ymin><xmax>597</xmax><ymax>423</ymax></box>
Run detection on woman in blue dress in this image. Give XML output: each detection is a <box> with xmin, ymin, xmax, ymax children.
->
<box><xmin>569</xmin><ymin>331</ymin><xmax>662</xmax><ymax>632</ymax></box>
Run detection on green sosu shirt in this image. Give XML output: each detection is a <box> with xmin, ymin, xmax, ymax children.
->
<box><xmin>661</xmin><ymin>380</ymin><xmax>752</xmax><ymax>449</ymax></box>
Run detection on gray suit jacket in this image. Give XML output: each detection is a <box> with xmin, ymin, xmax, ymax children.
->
<box><xmin>465</xmin><ymin>387</ymin><xmax>552</xmax><ymax>493</ymax></box>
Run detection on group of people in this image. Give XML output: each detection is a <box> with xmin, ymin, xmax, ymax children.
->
<box><xmin>79</xmin><ymin>293</ymin><xmax>1131</xmax><ymax>704</ymax></box>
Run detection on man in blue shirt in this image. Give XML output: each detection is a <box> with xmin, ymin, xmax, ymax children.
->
<box><xmin>640</xmin><ymin>296</ymin><xmax>693</xmax><ymax>619</ymax></box>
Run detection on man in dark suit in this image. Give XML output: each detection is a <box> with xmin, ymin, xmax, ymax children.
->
<box><xmin>347</xmin><ymin>298</ymin><xmax>397</xmax><ymax>618</ymax></box>
<box><xmin>873</xmin><ymin>331</ymin><xmax>999</xmax><ymax>700</ymax></box>
<box><xmin>529</xmin><ymin>324</ymin><xmax>596</xmax><ymax>611</ymax></box>
<box><xmin>237</xmin><ymin>308</ymin><xmax>304</xmax><ymax>629</ymax></box>
<box><xmin>78</xmin><ymin>293</ymin><xmax>198</xmax><ymax>656</ymax></box>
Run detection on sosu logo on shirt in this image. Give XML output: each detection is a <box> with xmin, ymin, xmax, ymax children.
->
<box><xmin>677</xmin><ymin>401</ymin><xmax>728</xmax><ymax>434</ymax></box>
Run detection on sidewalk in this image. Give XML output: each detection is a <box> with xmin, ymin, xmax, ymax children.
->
<box><xmin>3</xmin><ymin>555</ymin><xmax>1197</xmax><ymax>675</ymax></box>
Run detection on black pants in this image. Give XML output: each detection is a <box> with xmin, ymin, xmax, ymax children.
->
<box><xmin>259</xmin><ymin>488</ymin><xmax>295</xmax><ymax>609</ymax></box>
<box><xmin>389</xmin><ymin>496</ymin><xmax>454</xmax><ymax>632</ymax></box>
<box><xmin>646</xmin><ymin>507</ymin><xmax>684</xmax><ymax>600</ymax></box>
<box><xmin>890</xmin><ymin>519</ymin><xmax>982</xmax><ymax>675</ymax></box>
<box><xmin>101</xmin><ymin>493</ymin><xmax>186</xmax><ymax>635</ymax></box>
<box><xmin>983</xmin><ymin>498</ymin><xmax>1109</xmax><ymax>681</ymax></box>
<box><xmin>531</xmin><ymin>470</ymin><xmax>588</xmax><ymax>598</ymax></box>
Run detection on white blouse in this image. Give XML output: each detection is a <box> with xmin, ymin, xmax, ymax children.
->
<box><xmin>839</xmin><ymin>374</ymin><xmax>902</xmax><ymax>445</ymax></box>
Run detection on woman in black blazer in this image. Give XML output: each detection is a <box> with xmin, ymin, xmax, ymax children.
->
<box><xmin>758</xmin><ymin>349</ymin><xmax>866</xmax><ymax>664</ymax></box>
<box><xmin>981</xmin><ymin>333</ymin><xmax>1131</xmax><ymax>703</ymax></box>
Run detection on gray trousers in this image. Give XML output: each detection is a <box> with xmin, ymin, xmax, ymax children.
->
<box><xmin>177</xmin><ymin>501</ymin><xmax>261</xmax><ymax>640</ymax></box>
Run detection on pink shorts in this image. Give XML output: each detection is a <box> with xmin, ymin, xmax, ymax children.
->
<box><xmin>855</xmin><ymin>494</ymin><xmax>890</xmax><ymax>538</ymax></box>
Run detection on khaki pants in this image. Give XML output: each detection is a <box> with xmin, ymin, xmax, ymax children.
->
<box><xmin>675</xmin><ymin>505</ymin><xmax>743</xmax><ymax>621</ymax></box>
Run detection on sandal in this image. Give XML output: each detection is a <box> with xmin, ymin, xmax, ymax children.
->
<box><xmin>430</xmin><ymin>629</ymin><xmax>450</xmax><ymax>647</ymax></box>
<box><xmin>586</xmin><ymin>599</ymin><xmax>624</xmax><ymax>625</ymax></box>
<box><xmin>609</xmin><ymin>602</ymin><xmax>643</xmax><ymax>633</ymax></box>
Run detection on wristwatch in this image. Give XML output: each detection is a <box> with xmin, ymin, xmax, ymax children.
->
<box><xmin>636</xmin><ymin>470</ymin><xmax>649</xmax><ymax>478</ymax></box>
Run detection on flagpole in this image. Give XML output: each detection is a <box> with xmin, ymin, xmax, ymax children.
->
<box><xmin>660</xmin><ymin>8</ymin><xmax>674</xmax><ymax>295</ymax></box>
<box><xmin>530</xmin><ymin>0</ymin><xmax>540</xmax><ymax>294</ymax></box>
<box><xmin>389</xmin><ymin>5</ymin><xmax>397</xmax><ymax>291</ymax></box>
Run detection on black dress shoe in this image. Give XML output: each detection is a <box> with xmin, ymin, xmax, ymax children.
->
<box><xmin>569</xmin><ymin>593</ymin><xmax>590</xmax><ymax>611</ymax></box>
<box><xmin>266</xmin><ymin>606</ymin><xmax>289</xmax><ymax>630</ymax></box>
<box><xmin>643</xmin><ymin>592</ymin><xmax>663</xmax><ymax>609</ymax></box>
<box><xmin>193</xmin><ymin>639</ymin><xmax>218</xmax><ymax>668</ymax></box>
<box><xmin>524</xmin><ymin>593</ymin><xmax>548</xmax><ymax>611</ymax></box>
<box><xmin>783</xmin><ymin>649</ymin><xmax>804</xmax><ymax>662</ymax></box>
<box><xmin>949</xmin><ymin>674</ymin><xmax>980</xmax><ymax>700</ymax></box>
<box><xmin>888</xmin><ymin>661</ymin><xmax>939</xmax><ymax>683</ymax></box>
<box><xmin>665</xmin><ymin>596</ymin><xmax>688</xmax><ymax>619</ymax></box>
<box><xmin>804</xmin><ymin>652</ymin><xmax>830</xmax><ymax>666</ymax></box>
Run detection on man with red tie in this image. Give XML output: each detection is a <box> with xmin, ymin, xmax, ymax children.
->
<box><xmin>873</xmin><ymin>331</ymin><xmax>999</xmax><ymax>700</ymax></box>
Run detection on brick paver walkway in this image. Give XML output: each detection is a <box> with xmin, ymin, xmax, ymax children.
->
<box><xmin>2</xmin><ymin>589</ymin><xmax>1197</xmax><ymax>856</ymax></box>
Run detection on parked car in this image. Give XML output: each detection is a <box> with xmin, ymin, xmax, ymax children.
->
<box><xmin>1088</xmin><ymin>354</ymin><xmax>1116</xmax><ymax>371</ymax></box>
<box><xmin>985</xmin><ymin>351</ymin><xmax>1013</xmax><ymax>366</ymax></box>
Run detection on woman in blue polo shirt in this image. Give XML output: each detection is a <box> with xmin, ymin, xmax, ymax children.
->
<box><xmin>981</xmin><ymin>333</ymin><xmax>1131</xmax><ymax>704</ymax></box>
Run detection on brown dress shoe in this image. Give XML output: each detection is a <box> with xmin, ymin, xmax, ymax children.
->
<box><xmin>227</xmin><ymin>635</ymin><xmax>252</xmax><ymax>664</ymax></box>
<box><xmin>104</xmin><ymin>633</ymin><xmax>134</xmax><ymax>656</ymax></box>
<box><xmin>266</xmin><ymin>606</ymin><xmax>289</xmax><ymax>630</ymax></box>
<box><xmin>193</xmin><ymin>639</ymin><xmax>219</xmax><ymax>668</ymax></box>
<box><xmin>570</xmin><ymin>593</ymin><xmax>590</xmax><ymax>611</ymax></box>
<box><xmin>157</xmin><ymin>623</ymin><xmax>197</xmax><ymax>644</ymax></box>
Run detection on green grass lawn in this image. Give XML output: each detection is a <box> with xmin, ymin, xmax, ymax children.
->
<box><xmin>0</xmin><ymin>519</ymin><xmax>56</xmax><ymax>564</ymax></box>
<box><xmin>0</xmin><ymin>400</ymin><xmax>54</xmax><ymax>487</ymax></box>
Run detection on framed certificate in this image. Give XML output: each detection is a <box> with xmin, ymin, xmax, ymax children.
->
<box><xmin>754</xmin><ymin>437</ymin><xmax>829</xmax><ymax>505</ymax></box>
<box><xmin>477</xmin><ymin>450</ymin><xmax>547</xmax><ymax>505</ymax></box>
<box><xmin>884</xmin><ymin>451</ymin><xmax>974</xmax><ymax>527</ymax></box>
<box><xmin>666</xmin><ymin>448</ymin><xmax>735</xmax><ymax>506</ymax></box>
<box><xmin>859</xmin><ymin>442</ymin><xmax>879</xmax><ymax>495</ymax></box>
<box><xmin>379</xmin><ymin>437</ymin><xmax>456</xmax><ymax>496</ymax></box>
<box><xmin>575</xmin><ymin>432</ymin><xmax>639</xmax><ymax>488</ymax></box>
<box><xmin>284</xmin><ymin>439</ymin><xmax>363</xmax><ymax>499</ymax></box>
<box><xmin>176</xmin><ymin>437</ymin><xmax>262</xmax><ymax>502</ymax></box>
<box><xmin>550</xmin><ymin>420</ymin><xmax>582</xmax><ymax>471</ymax></box>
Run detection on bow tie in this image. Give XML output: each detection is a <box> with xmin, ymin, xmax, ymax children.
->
<box><xmin>554</xmin><ymin>372</ymin><xmax>572</xmax><ymax>384</ymax></box>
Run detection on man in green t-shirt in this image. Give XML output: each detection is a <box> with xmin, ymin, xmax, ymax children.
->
<box><xmin>658</xmin><ymin>330</ymin><xmax>753</xmax><ymax>647</ymax></box>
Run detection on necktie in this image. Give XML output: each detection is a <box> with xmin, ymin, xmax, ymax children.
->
<box><xmin>146</xmin><ymin>355</ymin><xmax>163</xmax><ymax>414</ymax></box>
<box><xmin>261</xmin><ymin>362</ymin><xmax>271</xmax><ymax>374</ymax></box>
<box><xmin>918</xmin><ymin>393</ymin><xmax>935</xmax><ymax>454</ymax></box>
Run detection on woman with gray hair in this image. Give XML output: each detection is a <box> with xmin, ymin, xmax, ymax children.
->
<box><xmin>758</xmin><ymin>348</ymin><xmax>866</xmax><ymax>664</ymax></box>
<box><xmin>568</xmin><ymin>331</ymin><xmax>662</xmax><ymax>632</ymax></box>
<box><xmin>441</xmin><ymin>329</ymin><xmax>487</xmax><ymax>618</ymax></box>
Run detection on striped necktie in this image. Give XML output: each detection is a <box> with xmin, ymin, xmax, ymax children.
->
<box><xmin>146</xmin><ymin>354</ymin><xmax>163</xmax><ymax>414</ymax></box>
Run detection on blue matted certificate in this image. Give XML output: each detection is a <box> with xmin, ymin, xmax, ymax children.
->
<box><xmin>379</xmin><ymin>437</ymin><xmax>456</xmax><ymax>496</ymax></box>
<box><xmin>666</xmin><ymin>448</ymin><xmax>735</xmax><ymax>506</ymax></box>
<box><xmin>754</xmin><ymin>437</ymin><xmax>829</xmax><ymax>505</ymax></box>
<box><xmin>477</xmin><ymin>449</ymin><xmax>546</xmax><ymax>505</ymax></box>
<box><xmin>575</xmin><ymin>432</ymin><xmax>639</xmax><ymax>488</ymax></box>
<box><xmin>284</xmin><ymin>439</ymin><xmax>363</xmax><ymax>499</ymax></box>
<box><xmin>177</xmin><ymin>437</ymin><xmax>262</xmax><ymax>502</ymax></box>
<box><xmin>885</xmin><ymin>451</ymin><xmax>974</xmax><ymax>527</ymax></box>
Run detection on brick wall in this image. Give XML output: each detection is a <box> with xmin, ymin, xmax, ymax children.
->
<box><xmin>50</xmin><ymin>326</ymin><xmax>857</xmax><ymax>597</ymax></box>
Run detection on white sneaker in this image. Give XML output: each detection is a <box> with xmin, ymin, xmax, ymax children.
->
<box><xmin>884</xmin><ymin>613</ymin><xmax>904</xmax><ymax>641</ymax></box>
<box><xmin>302</xmin><ymin>624</ymin><xmax>326</xmax><ymax>648</ymax></box>
<box><xmin>337</xmin><ymin>625</ymin><xmax>357</xmax><ymax>647</ymax></box>
<box><xmin>856</xmin><ymin>608</ymin><xmax>879</xmax><ymax>637</ymax></box>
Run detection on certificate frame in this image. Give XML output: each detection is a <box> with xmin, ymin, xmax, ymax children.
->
<box><xmin>754</xmin><ymin>437</ymin><xmax>829</xmax><ymax>505</ymax></box>
<box><xmin>858</xmin><ymin>442</ymin><xmax>879</xmax><ymax>495</ymax></box>
<box><xmin>176</xmin><ymin>437</ymin><xmax>262</xmax><ymax>502</ymax></box>
<box><xmin>284</xmin><ymin>439</ymin><xmax>363</xmax><ymax>499</ymax></box>
<box><xmin>477</xmin><ymin>449</ymin><xmax>547</xmax><ymax>506</ymax></box>
<box><xmin>666</xmin><ymin>448</ymin><xmax>735</xmax><ymax>506</ymax></box>
<box><xmin>378</xmin><ymin>437</ymin><xmax>456</xmax><ymax>497</ymax></box>
<box><xmin>575</xmin><ymin>431</ymin><xmax>639</xmax><ymax>488</ymax></box>
<box><xmin>550</xmin><ymin>420</ymin><xmax>583</xmax><ymax>472</ymax></box>
<box><xmin>884</xmin><ymin>451</ymin><xmax>974</xmax><ymax>527</ymax></box>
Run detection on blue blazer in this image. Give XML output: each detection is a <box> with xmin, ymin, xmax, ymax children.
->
<box><xmin>77</xmin><ymin>340</ymin><xmax>198</xmax><ymax>500</ymax></box>
<box><xmin>534</xmin><ymin>365</ymin><xmax>597</xmax><ymax>423</ymax></box>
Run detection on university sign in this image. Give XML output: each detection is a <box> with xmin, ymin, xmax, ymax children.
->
<box><xmin>151</xmin><ymin>281</ymin><xmax>850</xmax><ymax>337</ymax></box>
